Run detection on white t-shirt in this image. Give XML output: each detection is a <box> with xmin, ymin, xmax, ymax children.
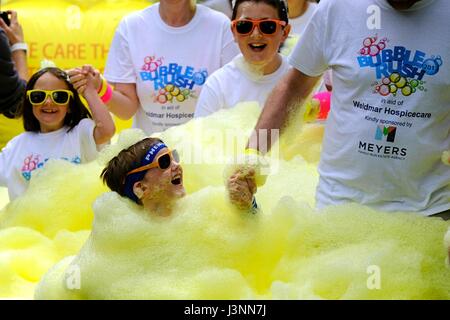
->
<box><xmin>202</xmin><ymin>0</ymin><xmax>232</xmax><ymax>18</ymax></box>
<box><xmin>104</xmin><ymin>3</ymin><xmax>239</xmax><ymax>134</ymax></box>
<box><xmin>289</xmin><ymin>2</ymin><xmax>317</xmax><ymax>37</ymax></box>
<box><xmin>194</xmin><ymin>54</ymin><xmax>290</xmax><ymax>117</ymax></box>
<box><xmin>289</xmin><ymin>0</ymin><xmax>450</xmax><ymax>215</ymax></box>
<box><xmin>0</xmin><ymin>119</ymin><xmax>97</xmax><ymax>200</ymax></box>
<box><xmin>280</xmin><ymin>2</ymin><xmax>317</xmax><ymax>57</ymax></box>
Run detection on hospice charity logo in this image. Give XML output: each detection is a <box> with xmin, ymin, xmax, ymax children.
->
<box><xmin>140</xmin><ymin>55</ymin><xmax>208</xmax><ymax>105</ymax></box>
<box><xmin>375</xmin><ymin>125</ymin><xmax>396</xmax><ymax>143</ymax></box>
<box><xmin>356</xmin><ymin>35</ymin><xmax>443</xmax><ymax>97</ymax></box>
<box><xmin>21</xmin><ymin>154</ymin><xmax>81</xmax><ymax>181</ymax></box>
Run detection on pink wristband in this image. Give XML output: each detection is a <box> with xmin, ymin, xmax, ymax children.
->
<box><xmin>100</xmin><ymin>84</ymin><xmax>113</xmax><ymax>104</ymax></box>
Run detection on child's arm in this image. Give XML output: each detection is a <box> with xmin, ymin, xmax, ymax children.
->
<box><xmin>0</xmin><ymin>143</ymin><xmax>12</xmax><ymax>187</ymax></box>
<box><xmin>78</xmin><ymin>65</ymin><xmax>116</xmax><ymax>145</ymax></box>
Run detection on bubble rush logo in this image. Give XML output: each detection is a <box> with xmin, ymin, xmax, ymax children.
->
<box><xmin>139</xmin><ymin>55</ymin><xmax>208</xmax><ymax>105</ymax></box>
<box><xmin>357</xmin><ymin>35</ymin><xmax>443</xmax><ymax>97</ymax></box>
<box><xmin>375</xmin><ymin>125</ymin><xmax>396</xmax><ymax>143</ymax></box>
<box><xmin>21</xmin><ymin>154</ymin><xmax>81</xmax><ymax>181</ymax></box>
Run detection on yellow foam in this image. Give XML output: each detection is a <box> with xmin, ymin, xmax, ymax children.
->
<box><xmin>0</xmin><ymin>157</ymin><xmax>105</xmax><ymax>298</ymax></box>
<box><xmin>0</xmin><ymin>116</ymin><xmax>24</xmax><ymax>151</ymax></box>
<box><xmin>0</xmin><ymin>159</ymin><xmax>107</xmax><ymax>238</ymax></box>
<box><xmin>0</xmin><ymin>102</ymin><xmax>448</xmax><ymax>299</ymax></box>
<box><xmin>35</xmin><ymin>192</ymin><xmax>449</xmax><ymax>300</ymax></box>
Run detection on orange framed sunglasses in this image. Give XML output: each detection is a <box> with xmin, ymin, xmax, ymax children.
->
<box><xmin>231</xmin><ymin>18</ymin><xmax>287</xmax><ymax>35</ymax></box>
<box><xmin>126</xmin><ymin>149</ymin><xmax>180</xmax><ymax>176</ymax></box>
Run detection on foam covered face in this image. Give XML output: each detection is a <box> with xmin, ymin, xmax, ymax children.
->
<box><xmin>232</xmin><ymin>2</ymin><xmax>289</xmax><ymax>68</ymax></box>
<box><xmin>32</xmin><ymin>72</ymin><xmax>70</xmax><ymax>133</ymax></box>
<box><xmin>139</xmin><ymin>148</ymin><xmax>185</xmax><ymax>202</ymax></box>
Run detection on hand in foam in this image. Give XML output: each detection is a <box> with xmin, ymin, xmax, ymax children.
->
<box><xmin>442</xmin><ymin>150</ymin><xmax>450</xmax><ymax>166</ymax></box>
<box><xmin>224</xmin><ymin>150</ymin><xmax>268</xmax><ymax>210</ymax></box>
<box><xmin>227</xmin><ymin>167</ymin><xmax>257</xmax><ymax>210</ymax></box>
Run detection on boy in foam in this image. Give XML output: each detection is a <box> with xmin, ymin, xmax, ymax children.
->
<box><xmin>101</xmin><ymin>137</ymin><xmax>258</xmax><ymax>216</ymax></box>
<box><xmin>101</xmin><ymin>138</ymin><xmax>185</xmax><ymax>217</ymax></box>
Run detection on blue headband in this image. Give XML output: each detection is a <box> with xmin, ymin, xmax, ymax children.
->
<box><xmin>123</xmin><ymin>142</ymin><xmax>167</xmax><ymax>203</ymax></box>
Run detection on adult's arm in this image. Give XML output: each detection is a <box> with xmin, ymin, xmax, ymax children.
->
<box><xmin>227</xmin><ymin>68</ymin><xmax>320</xmax><ymax>209</ymax></box>
<box><xmin>0</xmin><ymin>11</ymin><xmax>28</xmax><ymax>80</ymax></box>
<box><xmin>0</xmin><ymin>13</ymin><xmax>26</xmax><ymax>118</ymax></box>
<box><xmin>247</xmin><ymin>68</ymin><xmax>321</xmax><ymax>152</ymax></box>
<box><xmin>104</xmin><ymin>82</ymin><xmax>140</xmax><ymax>120</ymax></box>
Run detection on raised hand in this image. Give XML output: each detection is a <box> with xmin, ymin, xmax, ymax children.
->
<box><xmin>0</xmin><ymin>11</ymin><xmax>24</xmax><ymax>44</ymax></box>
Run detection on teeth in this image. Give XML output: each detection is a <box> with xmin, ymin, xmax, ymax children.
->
<box><xmin>171</xmin><ymin>173</ymin><xmax>182</xmax><ymax>185</ymax></box>
<box><xmin>250</xmin><ymin>43</ymin><xmax>265</xmax><ymax>48</ymax></box>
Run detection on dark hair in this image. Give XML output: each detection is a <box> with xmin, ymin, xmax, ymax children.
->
<box><xmin>100</xmin><ymin>137</ymin><xmax>164</xmax><ymax>203</ymax></box>
<box><xmin>231</xmin><ymin>0</ymin><xmax>289</xmax><ymax>24</ymax></box>
<box><xmin>18</xmin><ymin>67</ymin><xmax>92</xmax><ymax>132</ymax></box>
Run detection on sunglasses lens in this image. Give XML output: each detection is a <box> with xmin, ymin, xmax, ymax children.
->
<box><xmin>236</xmin><ymin>20</ymin><xmax>253</xmax><ymax>34</ymax></box>
<box><xmin>29</xmin><ymin>91</ymin><xmax>46</xmax><ymax>104</ymax></box>
<box><xmin>158</xmin><ymin>153</ymin><xmax>171</xmax><ymax>170</ymax></box>
<box><xmin>260</xmin><ymin>21</ymin><xmax>277</xmax><ymax>34</ymax></box>
<box><xmin>52</xmin><ymin>91</ymin><xmax>70</xmax><ymax>104</ymax></box>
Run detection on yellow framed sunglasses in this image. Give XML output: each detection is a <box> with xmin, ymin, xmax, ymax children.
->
<box><xmin>27</xmin><ymin>89</ymin><xmax>74</xmax><ymax>105</ymax></box>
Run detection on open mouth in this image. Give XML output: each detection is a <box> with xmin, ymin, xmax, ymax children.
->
<box><xmin>41</xmin><ymin>109</ymin><xmax>58</xmax><ymax>114</ymax></box>
<box><xmin>249</xmin><ymin>43</ymin><xmax>267</xmax><ymax>52</ymax></box>
<box><xmin>171</xmin><ymin>175</ymin><xmax>182</xmax><ymax>185</ymax></box>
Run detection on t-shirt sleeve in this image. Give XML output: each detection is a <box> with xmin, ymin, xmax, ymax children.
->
<box><xmin>77</xmin><ymin>118</ymin><xmax>99</xmax><ymax>162</ymax></box>
<box><xmin>0</xmin><ymin>146</ymin><xmax>8</xmax><ymax>186</ymax></box>
<box><xmin>194</xmin><ymin>76</ymin><xmax>223</xmax><ymax>118</ymax></box>
<box><xmin>220</xmin><ymin>20</ymin><xmax>239</xmax><ymax>66</ymax></box>
<box><xmin>287</xmin><ymin>0</ymin><xmax>330</xmax><ymax>77</ymax></box>
<box><xmin>0</xmin><ymin>137</ymin><xmax>16</xmax><ymax>187</ymax></box>
<box><xmin>104</xmin><ymin>19</ymin><xmax>136</xmax><ymax>84</ymax></box>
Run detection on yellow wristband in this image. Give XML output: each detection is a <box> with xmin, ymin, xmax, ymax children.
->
<box><xmin>97</xmin><ymin>76</ymin><xmax>108</xmax><ymax>97</ymax></box>
<box><xmin>244</xmin><ymin>148</ymin><xmax>263</xmax><ymax>157</ymax></box>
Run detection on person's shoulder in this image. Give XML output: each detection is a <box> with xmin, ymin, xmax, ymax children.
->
<box><xmin>315</xmin><ymin>0</ymin><xmax>350</xmax><ymax>11</ymax></box>
<box><xmin>306</xmin><ymin>1</ymin><xmax>318</xmax><ymax>13</ymax></box>
<box><xmin>119</xmin><ymin>4</ymin><xmax>156</xmax><ymax>25</ymax></box>
<box><xmin>3</xmin><ymin>131</ymin><xmax>35</xmax><ymax>149</ymax></box>
<box><xmin>75</xmin><ymin>118</ymin><xmax>95</xmax><ymax>131</ymax></box>
<box><xmin>208</xmin><ymin>56</ymin><xmax>240</xmax><ymax>82</ymax></box>
<box><xmin>280</xmin><ymin>55</ymin><xmax>291</xmax><ymax>71</ymax></box>
<box><xmin>197</xmin><ymin>4</ymin><xmax>231</xmax><ymax>23</ymax></box>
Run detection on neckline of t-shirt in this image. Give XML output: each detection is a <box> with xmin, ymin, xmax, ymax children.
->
<box><xmin>151</xmin><ymin>3</ymin><xmax>203</xmax><ymax>34</ymax></box>
<box><xmin>373</xmin><ymin>0</ymin><xmax>435</xmax><ymax>11</ymax></box>
<box><xmin>37</xmin><ymin>126</ymin><xmax>67</xmax><ymax>137</ymax></box>
<box><xmin>234</xmin><ymin>54</ymin><xmax>288</xmax><ymax>83</ymax></box>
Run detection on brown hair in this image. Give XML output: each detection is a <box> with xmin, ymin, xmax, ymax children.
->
<box><xmin>100</xmin><ymin>137</ymin><xmax>163</xmax><ymax>201</ymax></box>
<box><xmin>232</xmin><ymin>0</ymin><xmax>289</xmax><ymax>24</ymax></box>
<box><xmin>18</xmin><ymin>67</ymin><xmax>92</xmax><ymax>132</ymax></box>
